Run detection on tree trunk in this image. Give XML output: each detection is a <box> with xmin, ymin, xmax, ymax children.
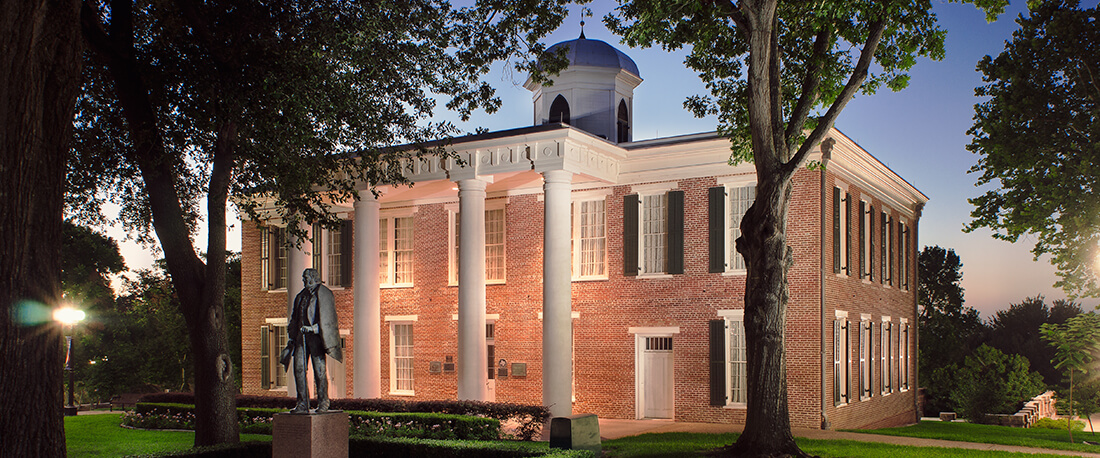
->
<box><xmin>727</xmin><ymin>170</ymin><xmax>809</xmax><ymax>458</ymax></box>
<box><xmin>723</xmin><ymin>2</ymin><xmax>810</xmax><ymax>456</ymax></box>
<box><xmin>82</xmin><ymin>0</ymin><xmax>240</xmax><ymax>443</ymax></box>
<box><xmin>186</xmin><ymin>121</ymin><xmax>239</xmax><ymax>445</ymax></box>
<box><xmin>0</xmin><ymin>0</ymin><xmax>83</xmax><ymax>456</ymax></box>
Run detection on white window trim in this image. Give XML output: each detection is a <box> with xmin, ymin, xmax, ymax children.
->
<box><xmin>900</xmin><ymin>318</ymin><xmax>910</xmax><ymax>392</ymax></box>
<box><xmin>835</xmin><ymin>182</ymin><xmax>850</xmax><ymax>278</ymax></box>
<box><xmin>883</xmin><ymin>208</ymin><xmax>892</xmax><ymax>289</ymax></box>
<box><xmin>861</xmin><ymin>197</ymin><xmax>873</xmax><ymax>283</ymax></box>
<box><xmin>572</xmin><ymin>191</ymin><xmax>610</xmax><ymax>281</ymax></box>
<box><xmin>881</xmin><ymin>316</ymin><xmax>892</xmax><ymax>396</ymax></box>
<box><xmin>859</xmin><ymin>313</ymin><xmax>872</xmax><ymax>400</ymax></box>
<box><xmin>718</xmin><ymin>310</ymin><xmax>747</xmax><ymax>408</ymax></box>
<box><xmin>898</xmin><ymin>217</ymin><xmax>910</xmax><ymax>291</ymax></box>
<box><xmin>446</xmin><ymin>201</ymin><xmax>507</xmax><ymax>286</ymax></box>
<box><xmin>634</xmin><ymin>186</ymin><xmax>674</xmax><ymax>278</ymax></box>
<box><xmin>722</xmin><ymin>181</ymin><xmax>756</xmax><ymax>275</ymax></box>
<box><xmin>313</xmin><ymin>224</ymin><xmax>346</xmax><ymax>290</ymax></box>
<box><xmin>380</xmin><ymin>209</ymin><xmax>417</xmax><ymax>289</ymax></box>
<box><xmin>834</xmin><ymin>310</ymin><xmax>850</xmax><ymax>407</ymax></box>
<box><xmin>387</xmin><ymin>316</ymin><xmax>417</xmax><ymax>396</ymax></box>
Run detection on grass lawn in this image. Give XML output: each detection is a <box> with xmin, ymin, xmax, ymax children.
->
<box><xmin>602</xmin><ymin>432</ymin><xmax>1076</xmax><ymax>458</ymax></box>
<box><xmin>848</xmin><ymin>420</ymin><xmax>1100</xmax><ymax>455</ymax></box>
<box><xmin>65</xmin><ymin>414</ymin><xmax>270</xmax><ymax>457</ymax></box>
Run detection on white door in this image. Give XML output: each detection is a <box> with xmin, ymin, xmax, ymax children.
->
<box><xmin>486</xmin><ymin>323</ymin><xmax>496</xmax><ymax>401</ymax></box>
<box><xmin>642</xmin><ymin>337</ymin><xmax>674</xmax><ymax>419</ymax></box>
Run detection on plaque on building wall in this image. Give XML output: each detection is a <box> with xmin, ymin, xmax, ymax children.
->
<box><xmin>511</xmin><ymin>363</ymin><xmax>527</xmax><ymax>377</ymax></box>
<box><xmin>429</xmin><ymin>361</ymin><xmax>442</xmax><ymax>373</ymax></box>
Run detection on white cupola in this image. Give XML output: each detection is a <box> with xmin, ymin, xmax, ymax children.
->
<box><xmin>525</xmin><ymin>31</ymin><xmax>643</xmax><ymax>143</ymax></box>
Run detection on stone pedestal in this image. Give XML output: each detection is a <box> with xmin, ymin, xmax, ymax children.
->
<box><xmin>273</xmin><ymin>411</ymin><xmax>348</xmax><ymax>458</ymax></box>
<box><xmin>549</xmin><ymin>413</ymin><xmax>600</xmax><ymax>454</ymax></box>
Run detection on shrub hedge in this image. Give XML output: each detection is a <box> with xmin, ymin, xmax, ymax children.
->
<box><xmin>133</xmin><ymin>403</ymin><xmax>500</xmax><ymax>440</ymax></box>
<box><xmin>138</xmin><ymin>393</ymin><xmax>550</xmax><ymax>440</ymax></box>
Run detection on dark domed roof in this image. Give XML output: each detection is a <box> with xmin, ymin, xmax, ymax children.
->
<box><xmin>545</xmin><ymin>35</ymin><xmax>640</xmax><ymax>78</ymax></box>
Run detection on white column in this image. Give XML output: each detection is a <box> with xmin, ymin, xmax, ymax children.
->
<box><xmin>457</xmin><ymin>178</ymin><xmax>488</xmax><ymax>400</ymax></box>
<box><xmin>353</xmin><ymin>191</ymin><xmax>381</xmax><ymax>398</ymax></box>
<box><xmin>542</xmin><ymin>169</ymin><xmax>572</xmax><ymax>417</ymax></box>
<box><xmin>285</xmin><ymin>220</ymin><xmax>311</xmax><ymax>401</ymax></box>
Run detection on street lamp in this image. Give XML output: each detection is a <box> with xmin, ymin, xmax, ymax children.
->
<box><xmin>54</xmin><ymin>306</ymin><xmax>85</xmax><ymax>416</ymax></box>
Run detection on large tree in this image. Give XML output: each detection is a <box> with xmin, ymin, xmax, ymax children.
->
<box><xmin>966</xmin><ymin>0</ymin><xmax>1100</xmax><ymax>297</ymax></box>
<box><xmin>987</xmin><ymin>295</ymin><xmax>1081</xmax><ymax>385</ymax></box>
<box><xmin>918</xmin><ymin>246</ymin><xmax>985</xmax><ymax>415</ymax></box>
<box><xmin>0</xmin><ymin>0</ymin><xmax>84</xmax><ymax>456</ymax></box>
<box><xmin>72</xmin><ymin>0</ymin><xmax>568</xmax><ymax>446</ymax></box>
<box><xmin>607</xmin><ymin>1</ymin><xmax>1004</xmax><ymax>455</ymax></box>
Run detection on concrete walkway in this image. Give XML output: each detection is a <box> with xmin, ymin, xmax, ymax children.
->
<box><xmin>597</xmin><ymin>418</ymin><xmax>1100</xmax><ymax>457</ymax></box>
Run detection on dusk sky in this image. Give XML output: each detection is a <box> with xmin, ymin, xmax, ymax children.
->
<box><xmin>106</xmin><ymin>1</ymin><xmax>1099</xmax><ymax>318</ymax></box>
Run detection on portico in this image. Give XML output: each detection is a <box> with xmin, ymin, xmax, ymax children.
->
<box><xmin>333</xmin><ymin>124</ymin><xmax>625</xmax><ymax>416</ymax></box>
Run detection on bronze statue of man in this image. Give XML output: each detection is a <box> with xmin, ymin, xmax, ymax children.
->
<box><xmin>286</xmin><ymin>268</ymin><xmax>342</xmax><ymax>413</ymax></box>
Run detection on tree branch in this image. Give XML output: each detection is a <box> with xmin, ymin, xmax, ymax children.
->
<box><xmin>80</xmin><ymin>0</ymin><xmax>121</xmax><ymax>62</ymax></box>
<box><xmin>784</xmin><ymin>19</ymin><xmax>885</xmax><ymax>174</ymax></box>
<box><xmin>784</xmin><ymin>28</ymin><xmax>831</xmax><ymax>151</ymax></box>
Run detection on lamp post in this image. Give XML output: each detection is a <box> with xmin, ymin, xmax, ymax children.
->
<box><xmin>55</xmin><ymin>306</ymin><xmax>85</xmax><ymax>416</ymax></box>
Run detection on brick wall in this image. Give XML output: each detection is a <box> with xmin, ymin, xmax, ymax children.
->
<box><xmin>240</xmin><ymin>166</ymin><xmax>918</xmax><ymax>430</ymax></box>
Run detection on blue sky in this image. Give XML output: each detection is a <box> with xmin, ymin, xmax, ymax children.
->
<box><xmin>110</xmin><ymin>1</ymin><xmax>1098</xmax><ymax>318</ymax></box>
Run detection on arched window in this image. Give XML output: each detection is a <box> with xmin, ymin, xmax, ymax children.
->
<box><xmin>549</xmin><ymin>95</ymin><xmax>570</xmax><ymax>124</ymax></box>
<box><xmin>617</xmin><ymin>100</ymin><xmax>630</xmax><ymax>142</ymax></box>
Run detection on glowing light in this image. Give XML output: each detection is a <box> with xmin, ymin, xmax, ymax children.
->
<box><xmin>53</xmin><ymin>307</ymin><xmax>85</xmax><ymax>326</ymax></box>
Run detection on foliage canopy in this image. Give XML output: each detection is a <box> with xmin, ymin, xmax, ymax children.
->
<box><xmin>966</xmin><ymin>0</ymin><xmax>1100</xmax><ymax>297</ymax></box>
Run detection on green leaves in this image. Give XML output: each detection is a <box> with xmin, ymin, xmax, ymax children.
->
<box><xmin>966</xmin><ymin>0</ymin><xmax>1100</xmax><ymax>297</ymax></box>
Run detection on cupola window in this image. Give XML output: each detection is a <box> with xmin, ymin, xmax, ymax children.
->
<box><xmin>549</xmin><ymin>95</ymin><xmax>570</xmax><ymax>124</ymax></box>
<box><xmin>617</xmin><ymin>100</ymin><xmax>630</xmax><ymax>142</ymax></box>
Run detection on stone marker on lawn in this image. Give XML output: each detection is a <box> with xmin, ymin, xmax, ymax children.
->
<box><xmin>550</xmin><ymin>413</ymin><xmax>601</xmax><ymax>454</ymax></box>
<box><xmin>272</xmin><ymin>410</ymin><xmax>349</xmax><ymax>458</ymax></box>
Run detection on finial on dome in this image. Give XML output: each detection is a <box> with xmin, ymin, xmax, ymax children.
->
<box><xmin>579</xmin><ymin>20</ymin><xmax>586</xmax><ymax>39</ymax></box>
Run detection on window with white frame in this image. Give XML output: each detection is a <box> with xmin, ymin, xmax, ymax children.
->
<box><xmin>832</xmin><ymin>186</ymin><xmax>851</xmax><ymax>276</ymax></box>
<box><xmin>573</xmin><ymin>197</ymin><xmax>607</xmax><ymax>279</ymax></box>
<box><xmin>834</xmin><ymin>311</ymin><xmax>850</xmax><ymax>406</ymax></box>
<box><xmin>861</xmin><ymin>200</ymin><xmax>873</xmax><ymax>280</ymax></box>
<box><xmin>725</xmin><ymin>311</ymin><xmax>747</xmax><ymax>405</ymax></box>
<box><xmin>901</xmin><ymin>319</ymin><xmax>910</xmax><ymax>390</ymax></box>
<box><xmin>380</xmin><ymin>214</ymin><xmax>414</xmax><ymax>287</ymax></box>
<box><xmin>859</xmin><ymin>315</ymin><xmax>872</xmax><ymax>400</ymax></box>
<box><xmin>881</xmin><ymin>317</ymin><xmax>892</xmax><ymax>394</ymax></box>
<box><xmin>728</xmin><ymin>185</ymin><xmax>755</xmax><ymax>271</ymax></box>
<box><xmin>448</xmin><ymin>206</ymin><xmax>506</xmax><ymax>284</ymax></box>
<box><xmin>642</xmin><ymin>193</ymin><xmax>668</xmax><ymax>274</ymax></box>
<box><xmin>260</xmin><ymin>227</ymin><xmax>288</xmax><ymax>290</ymax></box>
<box><xmin>311</xmin><ymin>222</ymin><xmax>351</xmax><ymax>288</ymax></box>
<box><xmin>326</xmin><ymin>224</ymin><xmax>343</xmax><ymax>286</ymax></box>
<box><xmin>389</xmin><ymin>319</ymin><xmax>415</xmax><ymax>395</ymax></box>
<box><xmin>259</xmin><ymin>323</ymin><xmax>289</xmax><ymax>390</ymax></box>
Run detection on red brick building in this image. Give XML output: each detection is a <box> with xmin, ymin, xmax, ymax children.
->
<box><xmin>240</xmin><ymin>35</ymin><xmax>926</xmax><ymax>430</ymax></box>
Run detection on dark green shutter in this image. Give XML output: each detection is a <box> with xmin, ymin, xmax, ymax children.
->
<box><xmin>858</xmin><ymin>201</ymin><xmax>865</xmax><ymax>279</ymax></box>
<box><xmin>879</xmin><ymin>212</ymin><xmax>886</xmax><ymax>284</ymax></box>
<box><xmin>904</xmin><ymin>225</ymin><xmax>911</xmax><ymax>289</ymax></box>
<box><xmin>667</xmin><ymin>190</ymin><xmax>684</xmax><ymax>274</ymax></box>
<box><xmin>709</xmin><ymin>187</ymin><xmax>726</xmax><ymax>273</ymax></box>
<box><xmin>844</xmin><ymin>193</ymin><xmax>852</xmax><ymax>275</ymax></box>
<box><xmin>341</xmin><ymin>220</ymin><xmax>353</xmax><ymax>287</ymax></box>
<box><xmin>709</xmin><ymin>320</ymin><xmax>727</xmax><ymax>406</ymax></box>
<box><xmin>868</xmin><ymin>205</ymin><xmax>874</xmax><ymax>281</ymax></box>
<box><xmin>623</xmin><ymin>194</ymin><xmax>639</xmax><ymax>276</ymax></box>
<box><xmin>260</xmin><ymin>326</ymin><xmax>270</xmax><ymax>389</ymax></box>
<box><xmin>832</xmin><ymin>187</ymin><xmax>841</xmax><ymax>274</ymax></box>
<box><xmin>313</xmin><ymin>223</ymin><xmax>323</xmax><ymax>280</ymax></box>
